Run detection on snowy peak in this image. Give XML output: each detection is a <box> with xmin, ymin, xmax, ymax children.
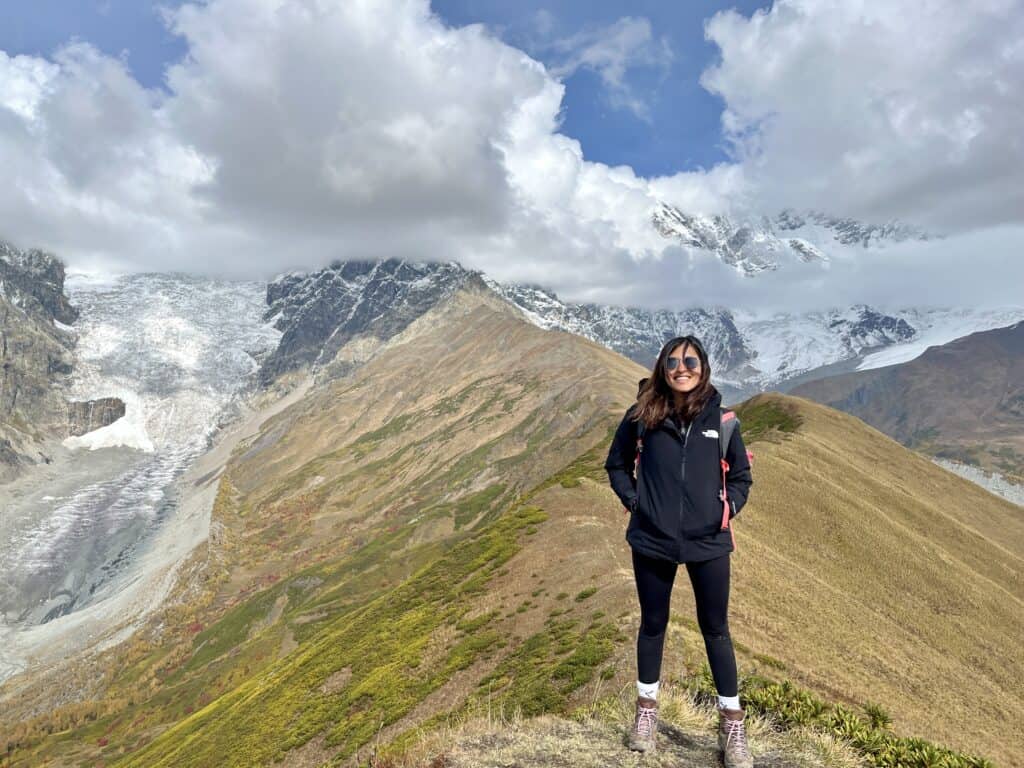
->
<box><xmin>652</xmin><ymin>202</ymin><xmax>934</xmax><ymax>277</ymax></box>
<box><xmin>259</xmin><ymin>257</ymin><xmax>487</xmax><ymax>385</ymax></box>
<box><xmin>776</xmin><ymin>208</ymin><xmax>933</xmax><ymax>247</ymax></box>
<box><xmin>825</xmin><ymin>303</ymin><xmax>917</xmax><ymax>349</ymax></box>
<box><xmin>651</xmin><ymin>204</ymin><xmax>788</xmax><ymax>276</ymax></box>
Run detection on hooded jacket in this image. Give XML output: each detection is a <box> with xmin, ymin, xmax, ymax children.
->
<box><xmin>604</xmin><ymin>387</ymin><xmax>753</xmax><ymax>563</ymax></box>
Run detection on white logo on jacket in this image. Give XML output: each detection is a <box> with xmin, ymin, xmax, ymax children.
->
<box><xmin>702</xmin><ymin>429</ymin><xmax>719</xmax><ymax>438</ymax></box>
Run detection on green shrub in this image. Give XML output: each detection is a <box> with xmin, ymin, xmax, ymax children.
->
<box><xmin>733</xmin><ymin>398</ymin><xmax>803</xmax><ymax>444</ymax></box>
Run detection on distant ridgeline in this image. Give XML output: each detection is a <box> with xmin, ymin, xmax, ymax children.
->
<box><xmin>790</xmin><ymin>319</ymin><xmax>1024</xmax><ymax>484</ymax></box>
<box><xmin>254</xmin><ymin>252</ymin><xmax>1024</xmax><ymax>409</ymax></box>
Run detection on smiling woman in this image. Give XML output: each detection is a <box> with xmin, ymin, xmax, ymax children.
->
<box><xmin>605</xmin><ymin>333</ymin><xmax>754</xmax><ymax>765</ymax></box>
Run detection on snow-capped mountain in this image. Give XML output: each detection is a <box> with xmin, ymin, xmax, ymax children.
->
<box><xmin>257</xmin><ymin>255</ymin><xmax>1024</xmax><ymax>401</ymax></box>
<box><xmin>731</xmin><ymin>304</ymin><xmax>917</xmax><ymax>389</ymax></box>
<box><xmin>482</xmin><ymin>276</ymin><xmax>1024</xmax><ymax>398</ymax></box>
<box><xmin>774</xmin><ymin>208</ymin><xmax>932</xmax><ymax>247</ymax></box>
<box><xmin>259</xmin><ymin>258</ymin><xmax>485</xmax><ymax>385</ymax></box>
<box><xmin>652</xmin><ymin>202</ymin><xmax>934</xmax><ymax>277</ymax></box>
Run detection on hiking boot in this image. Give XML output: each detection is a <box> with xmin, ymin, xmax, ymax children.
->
<box><xmin>628</xmin><ymin>695</ymin><xmax>659</xmax><ymax>752</ymax></box>
<box><xmin>717</xmin><ymin>706</ymin><xmax>753</xmax><ymax>768</ymax></box>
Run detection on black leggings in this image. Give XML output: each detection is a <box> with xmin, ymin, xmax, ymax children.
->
<box><xmin>632</xmin><ymin>547</ymin><xmax>737</xmax><ymax>696</ymax></box>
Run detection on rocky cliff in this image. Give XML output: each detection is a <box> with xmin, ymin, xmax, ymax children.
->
<box><xmin>0</xmin><ymin>241</ymin><xmax>123</xmax><ymax>481</ymax></box>
<box><xmin>257</xmin><ymin>258</ymin><xmax>491</xmax><ymax>387</ymax></box>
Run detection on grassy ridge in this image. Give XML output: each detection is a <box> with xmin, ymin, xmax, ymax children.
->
<box><xmin>108</xmin><ymin>503</ymin><xmax>544</xmax><ymax>766</ymax></box>
<box><xmin>686</xmin><ymin>666</ymin><xmax>995</xmax><ymax>768</ymax></box>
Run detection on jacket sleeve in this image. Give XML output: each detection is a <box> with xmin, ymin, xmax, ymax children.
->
<box><xmin>725</xmin><ymin>424</ymin><xmax>753</xmax><ymax>519</ymax></box>
<box><xmin>604</xmin><ymin>406</ymin><xmax>639</xmax><ymax>511</ymax></box>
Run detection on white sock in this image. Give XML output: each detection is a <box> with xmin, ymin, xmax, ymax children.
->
<box><xmin>637</xmin><ymin>679</ymin><xmax>659</xmax><ymax>700</ymax></box>
<box><xmin>717</xmin><ymin>694</ymin><xmax>740</xmax><ymax>710</ymax></box>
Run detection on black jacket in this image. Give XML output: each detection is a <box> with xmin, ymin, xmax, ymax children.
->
<box><xmin>604</xmin><ymin>387</ymin><xmax>753</xmax><ymax>563</ymax></box>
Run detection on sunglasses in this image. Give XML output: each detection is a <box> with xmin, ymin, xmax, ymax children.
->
<box><xmin>666</xmin><ymin>355</ymin><xmax>701</xmax><ymax>372</ymax></box>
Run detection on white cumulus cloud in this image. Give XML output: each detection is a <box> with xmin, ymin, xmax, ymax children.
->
<box><xmin>0</xmin><ymin>0</ymin><xmax>1020</xmax><ymax>315</ymax></box>
<box><xmin>701</xmin><ymin>0</ymin><xmax>1024</xmax><ymax>233</ymax></box>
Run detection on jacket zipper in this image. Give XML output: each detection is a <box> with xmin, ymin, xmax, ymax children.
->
<box><xmin>679</xmin><ymin>420</ymin><xmax>692</xmax><ymax>532</ymax></box>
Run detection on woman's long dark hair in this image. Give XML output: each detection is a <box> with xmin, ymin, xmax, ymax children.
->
<box><xmin>633</xmin><ymin>335</ymin><xmax>717</xmax><ymax>429</ymax></box>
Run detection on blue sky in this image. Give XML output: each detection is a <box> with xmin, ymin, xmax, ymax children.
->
<box><xmin>432</xmin><ymin>0</ymin><xmax>772</xmax><ymax>176</ymax></box>
<box><xmin>0</xmin><ymin>1</ymin><xmax>187</xmax><ymax>87</ymax></box>
<box><xmin>0</xmin><ymin>0</ymin><xmax>770</xmax><ymax>177</ymax></box>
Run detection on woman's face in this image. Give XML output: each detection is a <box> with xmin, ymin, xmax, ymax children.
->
<box><xmin>664</xmin><ymin>343</ymin><xmax>701</xmax><ymax>395</ymax></box>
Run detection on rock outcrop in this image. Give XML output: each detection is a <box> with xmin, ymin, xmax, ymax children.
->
<box><xmin>0</xmin><ymin>241</ymin><xmax>79</xmax><ymax>481</ymax></box>
<box><xmin>65</xmin><ymin>397</ymin><xmax>127</xmax><ymax>437</ymax></box>
<box><xmin>258</xmin><ymin>258</ymin><xmax>485</xmax><ymax>386</ymax></box>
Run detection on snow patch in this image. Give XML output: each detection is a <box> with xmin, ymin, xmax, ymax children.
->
<box><xmin>62</xmin><ymin>391</ymin><xmax>154</xmax><ymax>452</ymax></box>
<box><xmin>857</xmin><ymin>307</ymin><xmax>1024</xmax><ymax>370</ymax></box>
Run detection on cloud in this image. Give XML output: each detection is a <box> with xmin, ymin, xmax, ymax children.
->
<box><xmin>0</xmin><ymin>0</ymin><xmax>1021</xmax><ymax>317</ymax></box>
<box><xmin>0</xmin><ymin>0</ymin><xmax>725</xmax><ymax>285</ymax></box>
<box><xmin>0</xmin><ymin>44</ymin><xmax>212</xmax><ymax>273</ymax></box>
<box><xmin>701</xmin><ymin>0</ymin><xmax>1024</xmax><ymax>234</ymax></box>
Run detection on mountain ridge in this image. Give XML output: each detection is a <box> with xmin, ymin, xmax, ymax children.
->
<box><xmin>215</xmin><ymin>249</ymin><xmax>1024</xmax><ymax>406</ymax></box>
<box><xmin>789</xmin><ymin>320</ymin><xmax>1024</xmax><ymax>483</ymax></box>
<box><xmin>652</xmin><ymin>202</ymin><xmax>935</xmax><ymax>277</ymax></box>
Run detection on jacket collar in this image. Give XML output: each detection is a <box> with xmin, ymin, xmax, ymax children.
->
<box><xmin>658</xmin><ymin>387</ymin><xmax>722</xmax><ymax>432</ymax></box>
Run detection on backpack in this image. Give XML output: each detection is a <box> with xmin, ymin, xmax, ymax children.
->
<box><xmin>632</xmin><ymin>407</ymin><xmax>754</xmax><ymax>551</ymax></box>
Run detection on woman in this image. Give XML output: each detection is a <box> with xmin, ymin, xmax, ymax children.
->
<box><xmin>604</xmin><ymin>335</ymin><xmax>754</xmax><ymax>767</ymax></box>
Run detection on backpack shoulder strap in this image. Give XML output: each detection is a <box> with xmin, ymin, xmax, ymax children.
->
<box><xmin>719</xmin><ymin>408</ymin><xmax>738</xmax><ymax>461</ymax></box>
<box><xmin>718</xmin><ymin>407</ymin><xmax>739</xmax><ymax>549</ymax></box>
<box><xmin>719</xmin><ymin>408</ymin><xmax>755</xmax><ymax>462</ymax></box>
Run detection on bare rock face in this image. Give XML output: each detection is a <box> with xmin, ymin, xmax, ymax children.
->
<box><xmin>258</xmin><ymin>258</ymin><xmax>482</xmax><ymax>386</ymax></box>
<box><xmin>0</xmin><ymin>240</ymin><xmax>79</xmax><ymax>481</ymax></box>
<box><xmin>66</xmin><ymin>397</ymin><xmax>127</xmax><ymax>437</ymax></box>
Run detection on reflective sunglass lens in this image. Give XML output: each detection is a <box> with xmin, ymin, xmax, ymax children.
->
<box><xmin>666</xmin><ymin>355</ymin><xmax>701</xmax><ymax>371</ymax></box>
